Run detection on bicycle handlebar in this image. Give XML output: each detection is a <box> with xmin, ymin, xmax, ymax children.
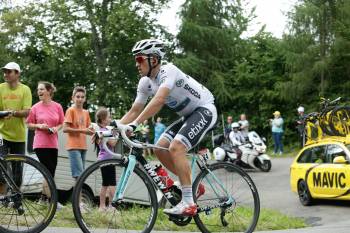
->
<box><xmin>0</xmin><ymin>111</ymin><xmax>11</xmax><ymax>118</ymax></box>
<box><xmin>96</xmin><ymin>121</ymin><xmax>169</xmax><ymax>159</ymax></box>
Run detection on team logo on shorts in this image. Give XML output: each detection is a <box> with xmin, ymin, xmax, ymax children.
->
<box><xmin>176</xmin><ymin>79</ymin><xmax>184</xmax><ymax>87</ymax></box>
<box><xmin>203</xmin><ymin>109</ymin><xmax>212</xmax><ymax>116</ymax></box>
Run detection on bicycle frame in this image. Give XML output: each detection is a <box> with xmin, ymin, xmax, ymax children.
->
<box><xmin>100</xmin><ymin>144</ymin><xmax>232</xmax><ymax>213</ymax></box>
<box><xmin>97</xmin><ymin>124</ymin><xmax>233</xmax><ymax>211</ymax></box>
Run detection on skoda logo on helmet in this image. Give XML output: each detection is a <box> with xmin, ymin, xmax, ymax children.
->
<box><xmin>176</xmin><ymin>79</ymin><xmax>184</xmax><ymax>87</ymax></box>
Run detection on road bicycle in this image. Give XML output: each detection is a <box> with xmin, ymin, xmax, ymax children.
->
<box><xmin>72</xmin><ymin>121</ymin><xmax>260</xmax><ymax>233</ymax></box>
<box><xmin>0</xmin><ymin>111</ymin><xmax>58</xmax><ymax>233</ymax></box>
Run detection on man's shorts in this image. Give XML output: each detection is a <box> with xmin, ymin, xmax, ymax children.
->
<box><xmin>161</xmin><ymin>104</ymin><xmax>217</xmax><ymax>150</ymax></box>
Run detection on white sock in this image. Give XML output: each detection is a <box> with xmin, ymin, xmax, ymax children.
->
<box><xmin>182</xmin><ymin>185</ymin><xmax>194</xmax><ymax>205</ymax></box>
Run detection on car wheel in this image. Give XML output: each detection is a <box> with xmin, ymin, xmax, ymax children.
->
<box><xmin>80</xmin><ymin>187</ymin><xmax>95</xmax><ymax>207</ymax></box>
<box><xmin>297</xmin><ymin>180</ymin><xmax>313</xmax><ymax>206</ymax></box>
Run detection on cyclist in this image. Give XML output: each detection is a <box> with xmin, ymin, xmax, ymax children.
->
<box><xmin>119</xmin><ymin>39</ymin><xmax>217</xmax><ymax>216</ymax></box>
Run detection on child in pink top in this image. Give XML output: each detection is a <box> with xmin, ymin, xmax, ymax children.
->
<box><xmin>95</xmin><ymin>107</ymin><xmax>117</xmax><ymax>212</ymax></box>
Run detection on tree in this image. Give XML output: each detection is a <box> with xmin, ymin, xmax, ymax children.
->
<box><xmin>0</xmin><ymin>0</ymin><xmax>172</xmax><ymax>115</ymax></box>
<box><xmin>175</xmin><ymin>0</ymin><xmax>254</xmax><ymax>110</ymax></box>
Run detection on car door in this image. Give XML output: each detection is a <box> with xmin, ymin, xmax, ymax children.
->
<box><xmin>318</xmin><ymin>144</ymin><xmax>350</xmax><ymax>199</ymax></box>
<box><xmin>305</xmin><ymin>145</ymin><xmax>327</xmax><ymax>197</ymax></box>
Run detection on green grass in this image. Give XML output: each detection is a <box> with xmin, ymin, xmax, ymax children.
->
<box><xmin>50</xmin><ymin>203</ymin><xmax>307</xmax><ymax>231</ymax></box>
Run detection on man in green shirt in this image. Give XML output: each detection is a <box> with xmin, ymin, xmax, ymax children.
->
<box><xmin>0</xmin><ymin>62</ymin><xmax>32</xmax><ymax>193</ymax></box>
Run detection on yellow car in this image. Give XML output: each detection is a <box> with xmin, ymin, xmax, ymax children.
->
<box><xmin>290</xmin><ymin>137</ymin><xmax>350</xmax><ymax>205</ymax></box>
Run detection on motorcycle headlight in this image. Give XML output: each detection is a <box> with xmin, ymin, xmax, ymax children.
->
<box><xmin>257</xmin><ymin>147</ymin><xmax>266</xmax><ymax>153</ymax></box>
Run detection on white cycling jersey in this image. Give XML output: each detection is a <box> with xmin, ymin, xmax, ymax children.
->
<box><xmin>135</xmin><ymin>63</ymin><xmax>215</xmax><ymax>116</ymax></box>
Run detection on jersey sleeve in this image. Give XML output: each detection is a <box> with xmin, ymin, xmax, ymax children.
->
<box><xmin>64</xmin><ymin>107</ymin><xmax>74</xmax><ymax>124</ymax></box>
<box><xmin>158</xmin><ymin>64</ymin><xmax>177</xmax><ymax>90</ymax></box>
<box><xmin>23</xmin><ymin>85</ymin><xmax>32</xmax><ymax>109</ymax></box>
<box><xmin>57</xmin><ymin>104</ymin><xmax>65</xmax><ymax>125</ymax></box>
<box><xmin>26</xmin><ymin>105</ymin><xmax>36</xmax><ymax>124</ymax></box>
<box><xmin>134</xmin><ymin>77</ymin><xmax>151</xmax><ymax>105</ymax></box>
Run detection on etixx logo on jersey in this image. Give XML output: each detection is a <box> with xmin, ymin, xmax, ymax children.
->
<box><xmin>176</xmin><ymin>79</ymin><xmax>184</xmax><ymax>87</ymax></box>
<box><xmin>188</xmin><ymin>116</ymin><xmax>208</xmax><ymax>139</ymax></box>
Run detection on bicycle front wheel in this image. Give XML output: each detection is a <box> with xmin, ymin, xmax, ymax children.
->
<box><xmin>72</xmin><ymin>159</ymin><xmax>158</xmax><ymax>233</ymax></box>
<box><xmin>0</xmin><ymin>154</ymin><xmax>57</xmax><ymax>233</ymax></box>
<box><xmin>193</xmin><ymin>162</ymin><xmax>260</xmax><ymax>233</ymax></box>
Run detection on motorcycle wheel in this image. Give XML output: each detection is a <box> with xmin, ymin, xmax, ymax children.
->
<box><xmin>258</xmin><ymin>160</ymin><xmax>271</xmax><ymax>172</ymax></box>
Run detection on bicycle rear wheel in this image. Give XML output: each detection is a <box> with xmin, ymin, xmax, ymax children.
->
<box><xmin>72</xmin><ymin>159</ymin><xmax>158</xmax><ymax>233</ymax></box>
<box><xmin>193</xmin><ymin>162</ymin><xmax>260</xmax><ymax>233</ymax></box>
<box><xmin>330</xmin><ymin>106</ymin><xmax>350</xmax><ymax>136</ymax></box>
<box><xmin>0</xmin><ymin>154</ymin><xmax>57</xmax><ymax>233</ymax></box>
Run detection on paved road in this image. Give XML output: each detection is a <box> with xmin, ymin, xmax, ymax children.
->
<box><xmin>42</xmin><ymin>157</ymin><xmax>350</xmax><ymax>232</ymax></box>
<box><xmin>248</xmin><ymin>157</ymin><xmax>350</xmax><ymax>226</ymax></box>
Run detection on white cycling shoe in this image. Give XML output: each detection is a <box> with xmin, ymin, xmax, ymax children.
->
<box><xmin>163</xmin><ymin>201</ymin><xmax>197</xmax><ymax>216</ymax></box>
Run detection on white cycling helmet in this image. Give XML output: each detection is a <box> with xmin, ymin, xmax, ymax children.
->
<box><xmin>297</xmin><ymin>106</ymin><xmax>304</xmax><ymax>113</ymax></box>
<box><xmin>213</xmin><ymin>147</ymin><xmax>226</xmax><ymax>161</ymax></box>
<box><xmin>231</xmin><ymin>122</ymin><xmax>240</xmax><ymax>129</ymax></box>
<box><xmin>132</xmin><ymin>39</ymin><xmax>165</xmax><ymax>58</ymax></box>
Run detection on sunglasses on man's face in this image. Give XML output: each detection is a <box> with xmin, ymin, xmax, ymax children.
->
<box><xmin>135</xmin><ymin>56</ymin><xmax>148</xmax><ymax>64</ymax></box>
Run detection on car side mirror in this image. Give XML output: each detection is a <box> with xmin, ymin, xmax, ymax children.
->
<box><xmin>333</xmin><ymin>156</ymin><xmax>348</xmax><ymax>164</ymax></box>
<box><xmin>262</xmin><ymin>137</ymin><xmax>266</xmax><ymax>142</ymax></box>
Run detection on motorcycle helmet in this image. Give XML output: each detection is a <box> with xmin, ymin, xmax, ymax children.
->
<box><xmin>297</xmin><ymin>106</ymin><xmax>304</xmax><ymax>113</ymax></box>
<box><xmin>213</xmin><ymin>147</ymin><xmax>226</xmax><ymax>161</ymax></box>
<box><xmin>231</xmin><ymin>122</ymin><xmax>240</xmax><ymax>129</ymax></box>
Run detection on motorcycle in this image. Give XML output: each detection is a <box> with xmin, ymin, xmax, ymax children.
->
<box><xmin>213</xmin><ymin>131</ymin><xmax>272</xmax><ymax>172</ymax></box>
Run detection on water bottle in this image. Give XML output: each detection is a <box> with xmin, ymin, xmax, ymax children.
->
<box><xmin>154</xmin><ymin>164</ymin><xmax>174</xmax><ymax>188</ymax></box>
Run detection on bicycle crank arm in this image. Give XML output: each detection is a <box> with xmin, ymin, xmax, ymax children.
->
<box><xmin>220</xmin><ymin>209</ymin><xmax>229</xmax><ymax>227</ymax></box>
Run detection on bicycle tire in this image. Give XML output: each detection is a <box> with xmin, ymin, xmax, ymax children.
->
<box><xmin>0</xmin><ymin>154</ymin><xmax>57</xmax><ymax>233</ymax></box>
<box><xmin>319</xmin><ymin>108</ymin><xmax>336</xmax><ymax>136</ymax></box>
<box><xmin>193</xmin><ymin>162</ymin><xmax>260</xmax><ymax>233</ymax></box>
<box><xmin>72</xmin><ymin>159</ymin><xmax>158</xmax><ymax>233</ymax></box>
<box><xmin>330</xmin><ymin>106</ymin><xmax>350</xmax><ymax>136</ymax></box>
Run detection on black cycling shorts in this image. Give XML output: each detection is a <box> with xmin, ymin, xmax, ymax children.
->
<box><xmin>162</xmin><ymin>104</ymin><xmax>217</xmax><ymax>150</ymax></box>
<box><xmin>100</xmin><ymin>165</ymin><xmax>116</xmax><ymax>186</ymax></box>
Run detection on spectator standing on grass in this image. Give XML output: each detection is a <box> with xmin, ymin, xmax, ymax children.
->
<box><xmin>26</xmin><ymin>81</ymin><xmax>64</xmax><ymax>208</ymax></box>
<box><xmin>63</xmin><ymin>86</ymin><xmax>94</xmax><ymax>180</ymax></box>
<box><xmin>270</xmin><ymin>111</ymin><xmax>284</xmax><ymax>155</ymax></box>
<box><xmin>95</xmin><ymin>107</ymin><xmax>116</xmax><ymax>212</ymax></box>
<box><xmin>140</xmin><ymin>119</ymin><xmax>151</xmax><ymax>157</ymax></box>
<box><xmin>0</xmin><ymin>62</ymin><xmax>32</xmax><ymax>193</ymax></box>
<box><xmin>154</xmin><ymin>116</ymin><xmax>166</xmax><ymax>144</ymax></box>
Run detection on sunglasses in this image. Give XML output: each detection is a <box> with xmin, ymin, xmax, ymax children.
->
<box><xmin>135</xmin><ymin>56</ymin><xmax>148</xmax><ymax>64</ymax></box>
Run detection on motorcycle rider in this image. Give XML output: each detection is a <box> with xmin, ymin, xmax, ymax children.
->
<box><xmin>229</xmin><ymin>122</ymin><xmax>245</xmax><ymax>163</ymax></box>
